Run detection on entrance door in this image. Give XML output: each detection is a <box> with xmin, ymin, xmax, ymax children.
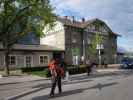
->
<box><xmin>25</xmin><ymin>56</ymin><xmax>32</xmax><ymax>67</ymax></box>
<box><xmin>53</xmin><ymin>52</ymin><xmax>64</xmax><ymax>60</ymax></box>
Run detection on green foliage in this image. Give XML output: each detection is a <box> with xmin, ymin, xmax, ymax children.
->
<box><xmin>21</xmin><ymin>66</ymin><xmax>47</xmax><ymax>72</ymax></box>
<box><xmin>0</xmin><ymin>0</ymin><xmax>56</xmax><ymax>46</ymax></box>
<box><xmin>28</xmin><ymin>69</ymin><xmax>51</xmax><ymax>77</ymax></box>
<box><xmin>0</xmin><ymin>0</ymin><xmax>56</xmax><ymax>75</ymax></box>
<box><xmin>21</xmin><ymin>67</ymin><xmax>51</xmax><ymax>77</ymax></box>
<box><xmin>67</xmin><ymin>65</ymin><xmax>87</xmax><ymax>75</ymax></box>
<box><xmin>43</xmin><ymin>69</ymin><xmax>51</xmax><ymax>77</ymax></box>
<box><xmin>112</xmin><ymin>46</ymin><xmax>116</xmax><ymax>54</ymax></box>
<box><xmin>72</xmin><ymin>47</ymin><xmax>80</xmax><ymax>56</ymax></box>
<box><xmin>87</xmin><ymin>19</ymin><xmax>104</xmax><ymax>56</ymax></box>
<box><xmin>22</xmin><ymin>65</ymin><xmax>87</xmax><ymax>77</ymax></box>
<box><xmin>92</xmin><ymin>19</ymin><xmax>104</xmax><ymax>30</ymax></box>
<box><xmin>88</xmin><ymin>33</ymin><xmax>103</xmax><ymax>55</ymax></box>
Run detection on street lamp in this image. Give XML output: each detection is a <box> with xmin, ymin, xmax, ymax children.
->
<box><xmin>96</xmin><ymin>44</ymin><xmax>104</xmax><ymax>67</ymax></box>
<box><xmin>82</xmin><ymin>39</ymin><xmax>91</xmax><ymax>64</ymax></box>
<box><xmin>82</xmin><ymin>39</ymin><xmax>86</xmax><ymax>64</ymax></box>
<box><xmin>114</xmin><ymin>54</ymin><xmax>117</xmax><ymax>64</ymax></box>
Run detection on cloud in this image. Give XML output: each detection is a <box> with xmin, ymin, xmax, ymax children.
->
<box><xmin>51</xmin><ymin>0</ymin><xmax>133</xmax><ymax>51</ymax></box>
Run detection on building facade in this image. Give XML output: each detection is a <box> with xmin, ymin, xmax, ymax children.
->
<box><xmin>0</xmin><ymin>44</ymin><xmax>64</xmax><ymax>69</ymax></box>
<box><xmin>41</xmin><ymin>17</ymin><xmax>118</xmax><ymax>65</ymax></box>
<box><xmin>0</xmin><ymin>16</ymin><xmax>118</xmax><ymax>69</ymax></box>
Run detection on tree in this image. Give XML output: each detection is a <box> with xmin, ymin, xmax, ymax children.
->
<box><xmin>88</xmin><ymin>33</ymin><xmax>103</xmax><ymax>56</ymax></box>
<box><xmin>0</xmin><ymin>0</ymin><xmax>56</xmax><ymax>76</ymax></box>
<box><xmin>88</xmin><ymin>20</ymin><xmax>104</xmax><ymax>58</ymax></box>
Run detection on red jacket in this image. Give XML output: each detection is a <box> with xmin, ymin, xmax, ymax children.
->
<box><xmin>48</xmin><ymin>60</ymin><xmax>64</xmax><ymax>78</ymax></box>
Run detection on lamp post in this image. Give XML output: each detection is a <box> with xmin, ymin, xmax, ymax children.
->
<box><xmin>96</xmin><ymin>44</ymin><xmax>104</xmax><ymax>67</ymax></box>
<box><xmin>82</xmin><ymin>38</ymin><xmax>91</xmax><ymax>64</ymax></box>
<box><xmin>114</xmin><ymin>54</ymin><xmax>117</xmax><ymax>64</ymax></box>
<box><xmin>82</xmin><ymin>39</ymin><xmax>85</xmax><ymax>64</ymax></box>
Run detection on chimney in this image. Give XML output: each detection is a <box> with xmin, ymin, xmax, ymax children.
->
<box><xmin>72</xmin><ymin>16</ymin><xmax>75</xmax><ymax>23</ymax></box>
<box><xmin>82</xmin><ymin>18</ymin><xmax>85</xmax><ymax>23</ymax></box>
<box><xmin>64</xmin><ymin>16</ymin><xmax>68</xmax><ymax>19</ymax></box>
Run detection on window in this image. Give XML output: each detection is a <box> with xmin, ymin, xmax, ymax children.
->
<box><xmin>39</xmin><ymin>56</ymin><xmax>48</xmax><ymax>64</ymax></box>
<box><xmin>72</xmin><ymin>38</ymin><xmax>77</xmax><ymax>43</ymax></box>
<box><xmin>25</xmin><ymin>56</ymin><xmax>32</xmax><ymax>67</ymax></box>
<box><xmin>0</xmin><ymin>55</ymin><xmax>3</xmax><ymax>66</ymax></box>
<box><xmin>73</xmin><ymin>32</ymin><xmax>77</xmax><ymax>35</ymax></box>
<box><xmin>9</xmin><ymin>56</ymin><xmax>16</xmax><ymax>65</ymax></box>
<box><xmin>72</xmin><ymin>55</ymin><xmax>79</xmax><ymax>65</ymax></box>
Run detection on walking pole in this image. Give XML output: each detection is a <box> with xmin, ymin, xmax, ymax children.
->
<box><xmin>65</xmin><ymin>71</ymin><xmax>69</xmax><ymax>81</ymax></box>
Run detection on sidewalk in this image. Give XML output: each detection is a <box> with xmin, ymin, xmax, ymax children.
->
<box><xmin>97</xmin><ymin>68</ymin><xmax>127</xmax><ymax>72</ymax></box>
<box><xmin>0</xmin><ymin>75</ymin><xmax>49</xmax><ymax>85</ymax></box>
<box><xmin>0</xmin><ymin>68</ymin><xmax>132</xmax><ymax>100</ymax></box>
<box><xmin>0</xmin><ymin>68</ymin><xmax>130</xmax><ymax>84</ymax></box>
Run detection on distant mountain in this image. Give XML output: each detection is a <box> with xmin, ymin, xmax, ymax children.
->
<box><xmin>117</xmin><ymin>46</ymin><xmax>127</xmax><ymax>53</ymax></box>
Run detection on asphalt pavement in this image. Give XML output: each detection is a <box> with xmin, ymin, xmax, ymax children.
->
<box><xmin>0</xmin><ymin>69</ymin><xmax>133</xmax><ymax>100</ymax></box>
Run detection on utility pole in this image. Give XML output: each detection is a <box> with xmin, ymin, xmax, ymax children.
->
<box><xmin>83</xmin><ymin>39</ymin><xmax>85</xmax><ymax>64</ymax></box>
<box><xmin>98</xmin><ymin>47</ymin><xmax>101</xmax><ymax>67</ymax></box>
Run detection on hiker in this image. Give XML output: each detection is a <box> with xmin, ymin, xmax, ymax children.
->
<box><xmin>48</xmin><ymin>58</ymin><xmax>64</xmax><ymax>97</ymax></box>
<box><xmin>91</xmin><ymin>59</ymin><xmax>97</xmax><ymax>73</ymax></box>
<box><xmin>86</xmin><ymin>59</ymin><xmax>92</xmax><ymax>76</ymax></box>
<box><xmin>60</xmin><ymin>59</ymin><xmax>69</xmax><ymax>81</ymax></box>
<box><xmin>103</xmin><ymin>58</ymin><xmax>108</xmax><ymax>68</ymax></box>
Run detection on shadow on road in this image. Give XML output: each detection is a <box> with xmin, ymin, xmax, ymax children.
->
<box><xmin>0</xmin><ymin>78</ymin><xmax>49</xmax><ymax>86</ymax></box>
<box><xmin>32</xmin><ymin>79</ymin><xmax>92</xmax><ymax>89</ymax></box>
<box><xmin>2</xmin><ymin>69</ymin><xmax>133</xmax><ymax>86</ymax></box>
<box><xmin>0</xmin><ymin>82</ymin><xmax>21</xmax><ymax>86</ymax></box>
<box><xmin>31</xmin><ymin>82</ymin><xmax>118</xmax><ymax>100</ymax></box>
<box><xmin>8</xmin><ymin>78</ymin><xmax>92</xmax><ymax>100</ymax></box>
<box><xmin>5</xmin><ymin>70</ymin><xmax>133</xmax><ymax>100</ymax></box>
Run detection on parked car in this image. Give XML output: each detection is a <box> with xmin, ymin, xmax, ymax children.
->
<box><xmin>120</xmin><ymin>58</ymin><xmax>133</xmax><ymax>69</ymax></box>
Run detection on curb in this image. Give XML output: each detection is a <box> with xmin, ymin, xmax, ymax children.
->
<box><xmin>6</xmin><ymin>88</ymin><xmax>39</xmax><ymax>100</ymax></box>
<box><xmin>0</xmin><ymin>74</ymin><xmax>3</xmax><ymax>78</ymax></box>
<box><xmin>5</xmin><ymin>70</ymin><xmax>128</xmax><ymax>100</ymax></box>
<box><xmin>97</xmin><ymin>69</ymin><xmax>133</xmax><ymax>72</ymax></box>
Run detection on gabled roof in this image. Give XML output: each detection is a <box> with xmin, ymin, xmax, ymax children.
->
<box><xmin>57</xmin><ymin>17</ymin><xmax>84</xmax><ymax>28</ymax></box>
<box><xmin>0</xmin><ymin>44</ymin><xmax>64</xmax><ymax>51</ymax></box>
<box><xmin>57</xmin><ymin>17</ymin><xmax>120</xmax><ymax>36</ymax></box>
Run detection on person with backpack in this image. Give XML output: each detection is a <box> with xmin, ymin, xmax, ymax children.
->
<box><xmin>86</xmin><ymin>57</ymin><xmax>93</xmax><ymax>76</ymax></box>
<box><xmin>48</xmin><ymin>58</ymin><xmax>64</xmax><ymax>97</ymax></box>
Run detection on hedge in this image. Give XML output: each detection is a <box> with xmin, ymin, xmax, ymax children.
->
<box><xmin>21</xmin><ymin>66</ymin><xmax>47</xmax><ymax>73</ymax></box>
<box><xmin>21</xmin><ymin>65</ymin><xmax>88</xmax><ymax>77</ymax></box>
<box><xmin>67</xmin><ymin>65</ymin><xmax>87</xmax><ymax>75</ymax></box>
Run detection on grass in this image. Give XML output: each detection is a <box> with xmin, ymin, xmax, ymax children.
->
<box><xmin>0</xmin><ymin>69</ymin><xmax>50</xmax><ymax>77</ymax></box>
<box><xmin>28</xmin><ymin>71</ymin><xmax>48</xmax><ymax>77</ymax></box>
<box><xmin>0</xmin><ymin>69</ymin><xmax>24</xmax><ymax>76</ymax></box>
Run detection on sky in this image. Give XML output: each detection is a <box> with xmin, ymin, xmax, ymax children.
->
<box><xmin>50</xmin><ymin>0</ymin><xmax>133</xmax><ymax>52</ymax></box>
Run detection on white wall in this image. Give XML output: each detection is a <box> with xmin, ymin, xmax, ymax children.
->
<box><xmin>40</xmin><ymin>21</ymin><xmax>65</xmax><ymax>50</ymax></box>
<box><xmin>0</xmin><ymin>51</ymin><xmax>53</xmax><ymax>68</ymax></box>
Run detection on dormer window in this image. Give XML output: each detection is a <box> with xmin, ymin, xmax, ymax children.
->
<box><xmin>72</xmin><ymin>38</ymin><xmax>77</xmax><ymax>43</ymax></box>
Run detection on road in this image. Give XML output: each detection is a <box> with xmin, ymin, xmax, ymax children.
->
<box><xmin>0</xmin><ymin>70</ymin><xmax>133</xmax><ymax>100</ymax></box>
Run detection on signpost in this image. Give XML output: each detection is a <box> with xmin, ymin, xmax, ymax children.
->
<box><xmin>96</xmin><ymin>44</ymin><xmax>104</xmax><ymax>67</ymax></box>
<box><xmin>72</xmin><ymin>48</ymin><xmax>80</xmax><ymax>65</ymax></box>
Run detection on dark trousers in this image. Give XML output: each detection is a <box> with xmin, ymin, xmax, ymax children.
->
<box><xmin>50</xmin><ymin>75</ymin><xmax>62</xmax><ymax>95</ymax></box>
<box><xmin>87</xmin><ymin>66</ymin><xmax>91</xmax><ymax>76</ymax></box>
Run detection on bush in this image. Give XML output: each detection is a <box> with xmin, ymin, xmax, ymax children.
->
<box><xmin>44</xmin><ymin>69</ymin><xmax>51</xmax><ymax>77</ymax></box>
<box><xmin>21</xmin><ymin>68</ymin><xmax>51</xmax><ymax>78</ymax></box>
<box><xmin>29</xmin><ymin>71</ymin><xmax>46</xmax><ymax>77</ymax></box>
<box><xmin>21</xmin><ymin>65</ymin><xmax>87</xmax><ymax>77</ymax></box>
<box><xmin>21</xmin><ymin>66</ymin><xmax>47</xmax><ymax>73</ymax></box>
<box><xmin>67</xmin><ymin>65</ymin><xmax>87</xmax><ymax>75</ymax></box>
